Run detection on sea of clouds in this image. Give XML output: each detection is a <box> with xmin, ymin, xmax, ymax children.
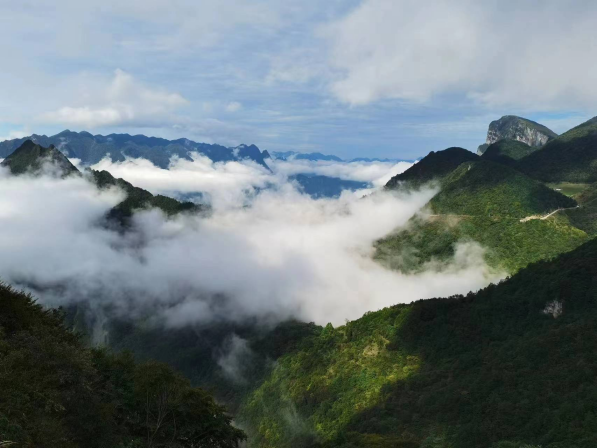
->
<box><xmin>0</xmin><ymin>155</ymin><xmax>502</xmax><ymax>327</ymax></box>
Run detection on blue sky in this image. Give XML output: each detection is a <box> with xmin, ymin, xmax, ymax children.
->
<box><xmin>1</xmin><ymin>0</ymin><xmax>596</xmax><ymax>159</ymax></box>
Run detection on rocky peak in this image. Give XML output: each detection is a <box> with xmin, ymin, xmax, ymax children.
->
<box><xmin>477</xmin><ymin>115</ymin><xmax>558</xmax><ymax>155</ymax></box>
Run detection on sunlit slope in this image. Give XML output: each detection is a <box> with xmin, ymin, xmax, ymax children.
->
<box><xmin>379</xmin><ymin>154</ymin><xmax>584</xmax><ymax>274</ymax></box>
<box><xmin>239</xmin><ymin>238</ymin><xmax>597</xmax><ymax>448</ymax></box>
<box><xmin>430</xmin><ymin>160</ymin><xmax>575</xmax><ymax>218</ymax></box>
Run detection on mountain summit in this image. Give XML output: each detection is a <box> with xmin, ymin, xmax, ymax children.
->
<box><xmin>477</xmin><ymin>115</ymin><xmax>557</xmax><ymax>155</ymax></box>
<box><xmin>0</xmin><ymin>140</ymin><xmax>79</xmax><ymax>176</ymax></box>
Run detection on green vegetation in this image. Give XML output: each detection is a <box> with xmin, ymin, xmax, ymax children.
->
<box><xmin>482</xmin><ymin>140</ymin><xmax>540</xmax><ymax>164</ymax></box>
<box><xmin>105</xmin><ymin>317</ymin><xmax>320</xmax><ymax>408</ymax></box>
<box><xmin>91</xmin><ymin>169</ymin><xmax>200</xmax><ymax>225</ymax></box>
<box><xmin>546</xmin><ymin>183</ymin><xmax>591</xmax><ymax>197</ymax></box>
<box><xmin>376</xmin><ymin>214</ymin><xmax>587</xmax><ymax>274</ymax></box>
<box><xmin>238</xmin><ymin>238</ymin><xmax>597</xmax><ymax>448</ymax></box>
<box><xmin>0</xmin><ymin>283</ymin><xmax>245</xmax><ymax>448</ymax></box>
<box><xmin>517</xmin><ymin>116</ymin><xmax>597</xmax><ymax>183</ymax></box>
<box><xmin>385</xmin><ymin>147</ymin><xmax>478</xmax><ymax>190</ymax></box>
<box><xmin>0</xmin><ymin>140</ymin><xmax>79</xmax><ymax>176</ymax></box>
<box><xmin>381</xmin><ymin>157</ymin><xmax>581</xmax><ymax>274</ymax></box>
<box><xmin>559</xmin><ymin>183</ymin><xmax>597</xmax><ymax>236</ymax></box>
<box><xmin>1</xmin><ymin>140</ymin><xmax>201</xmax><ymax>226</ymax></box>
<box><xmin>430</xmin><ymin>161</ymin><xmax>575</xmax><ymax>219</ymax></box>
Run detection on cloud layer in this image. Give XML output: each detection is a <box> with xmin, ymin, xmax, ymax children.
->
<box><xmin>0</xmin><ymin>158</ymin><xmax>502</xmax><ymax>328</ymax></box>
<box><xmin>40</xmin><ymin>70</ymin><xmax>188</xmax><ymax>128</ymax></box>
<box><xmin>324</xmin><ymin>0</ymin><xmax>597</xmax><ymax>109</ymax></box>
<box><xmin>90</xmin><ymin>154</ymin><xmax>415</xmax><ymax>208</ymax></box>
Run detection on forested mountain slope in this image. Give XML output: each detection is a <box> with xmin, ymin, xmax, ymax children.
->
<box><xmin>1</xmin><ymin>140</ymin><xmax>79</xmax><ymax>176</ymax></box>
<box><xmin>379</xmin><ymin>150</ymin><xmax>585</xmax><ymax>274</ymax></box>
<box><xmin>2</xmin><ymin>140</ymin><xmax>202</xmax><ymax>226</ymax></box>
<box><xmin>517</xmin><ymin>116</ymin><xmax>597</xmax><ymax>183</ymax></box>
<box><xmin>481</xmin><ymin>139</ymin><xmax>541</xmax><ymax>166</ymax></box>
<box><xmin>385</xmin><ymin>147</ymin><xmax>478</xmax><ymax>190</ymax></box>
<box><xmin>429</xmin><ymin>160</ymin><xmax>575</xmax><ymax>218</ymax></box>
<box><xmin>238</xmin><ymin>237</ymin><xmax>597</xmax><ymax>448</ymax></box>
<box><xmin>0</xmin><ymin>283</ymin><xmax>245</xmax><ymax>448</ymax></box>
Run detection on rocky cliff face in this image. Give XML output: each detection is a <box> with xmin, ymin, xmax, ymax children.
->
<box><xmin>477</xmin><ymin>116</ymin><xmax>557</xmax><ymax>155</ymax></box>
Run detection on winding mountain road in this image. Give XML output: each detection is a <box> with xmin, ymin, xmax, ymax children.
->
<box><xmin>520</xmin><ymin>205</ymin><xmax>580</xmax><ymax>223</ymax></box>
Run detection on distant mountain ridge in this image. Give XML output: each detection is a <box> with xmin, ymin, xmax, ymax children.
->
<box><xmin>271</xmin><ymin>151</ymin><xmax>343</xmax><ymax>162</ymax></box>
<box><xmin>290</xmin><ymin>173</ymin><xmax>369</xmax><ymax>198</ymax></box>
<box><xmin>271</xmin><ymin>150</ymin><xmax>410</xmax><ymax>164</ymax></box>
<box><xmin>0</xmin><ymin>130</ymin><xmax>271</xmax><ymax>170</ymax></box>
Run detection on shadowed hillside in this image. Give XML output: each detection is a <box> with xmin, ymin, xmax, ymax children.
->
<box><xmin>1</xmin><ymin>140</ymin><xmax>79</xmax><ymax>176</ymax></box>
<box><xmin>517</xmin><ymin>116</ymin><xmax>597</xmax><ymax>183</ymax></box>
<box><xmin>0</xmin><ymin>283</ymin><xmax>245</xmax><ymax>448</ymax></box>
<box><xmin>2</xmin><ymin>140</ymin><xmax>202</xmax><ymax>227</ymax></box>
<box><xmin>385</xmin><ymin>147</ymin><xmax>478</xmax><ymax>190</ymax></box>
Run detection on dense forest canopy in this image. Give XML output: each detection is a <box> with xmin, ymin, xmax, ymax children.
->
<box><xmin>0</xmin><ymin>283</ymin><xmax>245</xmax><ymax>448</ymax></box>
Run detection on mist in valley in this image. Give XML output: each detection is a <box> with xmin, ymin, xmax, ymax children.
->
<box><xmin>0</xmin><ymin>155</ymin><xmax>502</xmax><ymax>331</ymax></box>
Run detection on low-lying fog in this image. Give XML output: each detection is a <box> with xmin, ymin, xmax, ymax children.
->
<box><xmin>0</xmin><ymin>155</ymin><xmax>502</xmax><ymax>327</ymax></box>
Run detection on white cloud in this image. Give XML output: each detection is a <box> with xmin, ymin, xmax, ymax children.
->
<box><xmin>225</xmin><ymin>102</ymin><xmax>243</xmax><ymax>113</ymax></box>
<box><xmin>39</xmin><ymin>70</ymin><xmax>188</xmax><ymax>128</ymax></box>
<box><xmin>323</xmin><ymin>0</ymin><xmax>597</xmax><ymax>110</ymax></box>
<box><xmin>90</xmin><ymin>154</ymin><xmax>414</xmax><ymax>209</ymax></box>
<box><xmin>269</xmin><ymin>159</ymin><xmax>414</xmax><ymax>187</ymax></box>
<box><xmin>0</xmin><ymin>161</ymin><xmax>502</xmax><ymax>328</ymax></box>
<box><xmin>0</xmin><ymin>129</ymin><xmax>29</xmax><ymax>142</ymax></box>
<box><xmin>91</xmin><ymin>154</ymin><xmax>274</xmax><ymax>210</ymax></box>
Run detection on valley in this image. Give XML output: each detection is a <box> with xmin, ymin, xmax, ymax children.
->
<box><xmin>4</xmin><ymin>3</ymin><xmax>597</xmax><ymax>447</ymax></box>
<box><xmin>3</xmin><ymin>113</ymin><xmax>597</xmax><ymax>448</ymax></box>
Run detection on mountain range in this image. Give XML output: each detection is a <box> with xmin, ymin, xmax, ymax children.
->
<box><xmin>4</xmin><ymin>113</ymin><xmax>597</xmax><ymax>447</ymax></box>
<box><xmin>0</xmin><ymin>131</ymin><xmax>409</xmax><ymax>199</ymax></box>
<box><xmin>1</xmin><ymin>140</ymin><xmax>201</xmax><ymax>227</ymax></box>
<box><xmin>0</xmin><ymin>131</ymin><xmax>409</xmax><ymax>172</ymax></box>
<box><xmin>271</xmin><ymin>150</ymin><xmax>410</xmax><ymax>164</ymax></box>
<box><xmin>378</xmin><ymin>115</ymin><xmax>597</xmax><ymax>275</ymax></box>
<box><xmin>0</xmin><ymin>130</ymin><xmax>271</xmax><ymax>170</ymax></box>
